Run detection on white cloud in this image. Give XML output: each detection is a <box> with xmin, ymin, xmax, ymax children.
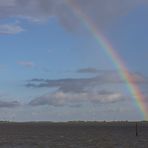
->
<box><xmin>0</xmin><ymin>24</ymin><xmax>24</xmax><ymax>35</ymax></box>
<box><xmin>29</xmin><ymin>91</ymin><xmax>125</xmax><ymax>107</ymax></box>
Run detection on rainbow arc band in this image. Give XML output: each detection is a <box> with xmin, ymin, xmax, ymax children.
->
<box><xmin>67</xmin><ymin>0</ymin><xmax>147</xmax><ymax>120</ymax></box>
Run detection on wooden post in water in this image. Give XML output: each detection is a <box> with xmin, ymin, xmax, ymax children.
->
<box><xmin>136</xmin><ymin>122</ymin><xmax>138</xmax><ymax>136</ymax></box>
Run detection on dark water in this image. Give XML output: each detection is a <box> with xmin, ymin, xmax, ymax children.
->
<box><xmin>0</xmin><ymin>122</ymin><xmax>147</xmax><ymax>148</ymax></box>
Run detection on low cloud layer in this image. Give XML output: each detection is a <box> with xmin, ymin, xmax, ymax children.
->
<box><xmin>29</xmin><ymin>91</ymin><xmax>125</xmax><ymax>107</ymax></box>
<box><xmin>26</xmin><ymin>70</ymin><xmax>148</xmax><ymax>107</ymax></box>
<box><xmin>0</xmin><ymin>100</ymin><xmax>20</xmax><ymax>108</ymax></box>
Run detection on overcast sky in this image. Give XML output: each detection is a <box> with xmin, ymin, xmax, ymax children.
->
<box><xmin>0</xmin><ymin>0</ymin><xmax>148</xmax><ymax>121</ymax></box>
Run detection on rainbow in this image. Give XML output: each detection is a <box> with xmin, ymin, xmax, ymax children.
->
<box><xmin>66</xmin><ymin>0</ymin><xmax>148</xmax><ymax>120</ymax></box>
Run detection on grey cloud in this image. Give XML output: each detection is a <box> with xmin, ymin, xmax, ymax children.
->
<box><xmin>0</xmin><ymin>100</ymin><xmax>20</xmax><ymax>108</ymax></box>
<box><xmin>26</xmin><ymin>77</ymin><xmax>93</xmax><ymax>93</ymax></box>
<box><xmin>0</xmin><ymin>24</ymin><xmax>24</xmax><ymax>35</ymax></box>
<box><xmin>130</xmin><ymin>72</ymin><xmax>148</xmax><ymax>83</ymax></box>
<box><xmin>77</xmin><ymin>68</ymin><xmax>118</xmax><ymax>74</ymax></box>
<box><xmin>0</xmin><ymin>0</ymin><xmax>147</xmax><ymax>30</ymax></box>
<box><xmin>18</xmin><ymin>61</ymin><xmax>35</xmax><ymax>68</ymax></box>
<box><xmin>26</xmin><ymin>71</ymin><xmax>148</xmax><ymax>93</ymax></box>
<box><xmin>29</xmin><ymin>91</ymin><xmax>125</xmax><ymax>107</ymax></box>
<box><xmin>29</xmin><ymin>78</ymin><xmax>46</xmax><ymax>82</ymax></box>
<box><xmin>0</xmin><ymin>0</ymin><xmax>55</xmax><ymax>20</ymax></box>
<box><xmin>77</xmin><ymin>67</ymin><xmax>98</xmax><ymax>73</ymax></box>
<box><xmin>56</xmin><ymin>0</ymin><xmax>147</xmax><ymax>30</ymax></box>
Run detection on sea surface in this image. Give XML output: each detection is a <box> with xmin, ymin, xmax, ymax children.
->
<box><xmin>0</xmin><ymin>122</ymin><xmax>147</xmax><ymax>148</ymax></box>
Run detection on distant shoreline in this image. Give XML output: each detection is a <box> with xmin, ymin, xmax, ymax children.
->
<box><xmin>0</xmin><ymin>120</ymin><xmax>147</xmax><ymax>124</ymax></box>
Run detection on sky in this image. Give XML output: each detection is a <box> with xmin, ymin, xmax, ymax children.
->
<box><xmin>0</xmin><ymin>0</ymin><xmax>148</xmax><ymax>121</ymax></box>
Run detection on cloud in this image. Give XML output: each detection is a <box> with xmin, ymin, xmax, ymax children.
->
<box><xmin>0</xmin><ymin>0</ymin><xmax>147</xmax><ymax>30</ymax></box>
<box><xmin>0</xmin><ymin>24</ymin><xmax>24</xmax><ymax>35</ymax></box>
<box><xmin>77</xmin><ymin>67</ymin><xmax>98</xmax><ymax>73</ymax></box>
<box><xmin>77</xmin><ymin>68</ymin><xmax>118</xmax><ymax>74</ymax></box>
<box><xmin>29</xmin><ymin>90</ymin><xmax>125</xmax><ymax>107</ymax></box>
<box><xmin>130</xmin><ymin>72</ymin><xmax>147</xmax><ymax>83</ymax></box>
<box><xmin>0</xmin><ymin>0</ymin><xmax>56</xmax><ymax>21</ymax></box>
<box><xmin>0</xmin><ymin>100</ymin><xmax>20</xmax><ymax>108</ymax></box>
<box><xmin>26</xmin><ymin>77</ymin><xmax>94</xmax><ymax>93</ymax></box>
<box><xmin>18</xmin><ymin>61</ymin><xmax>35</xmax><ymax>68</ymax></box>
<box><xmin>26</xmin><ymin>70</ymin><xmax>148</xmax><ymax>108</ymax></box>
<box><xmin>56</xmin><ymin>0</ymin><xmax>148</xmax><ymax>30</ymax></box>
<box><xmin>26</xmin><ymin>71</ymin><xmax>148</xmax><ymax>93</ymax></box>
